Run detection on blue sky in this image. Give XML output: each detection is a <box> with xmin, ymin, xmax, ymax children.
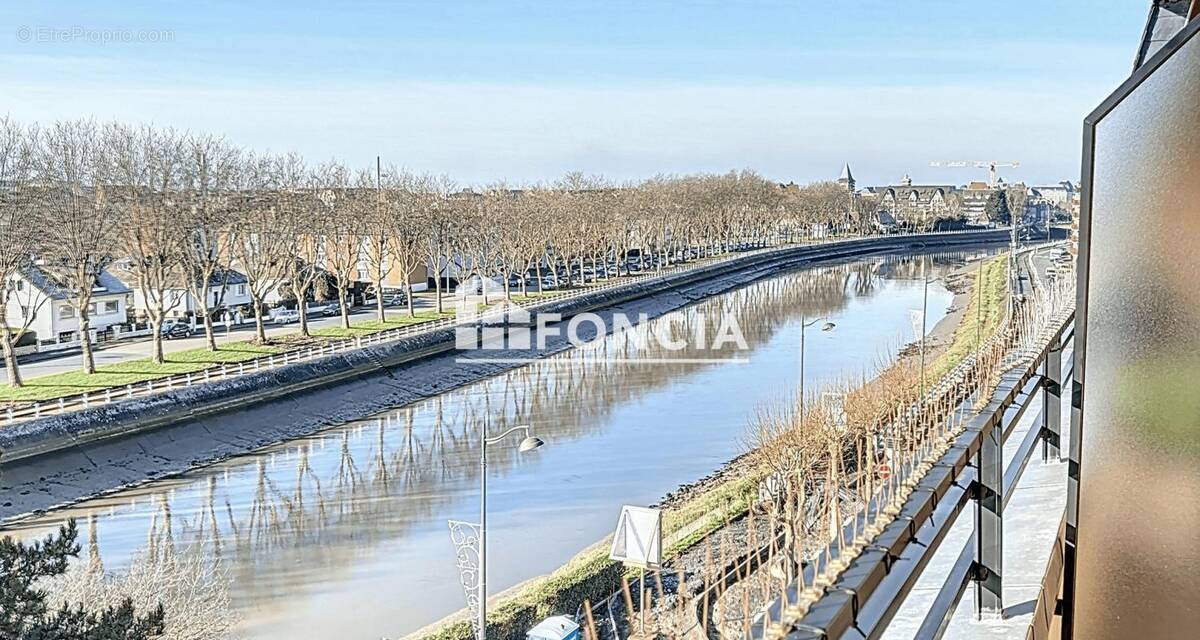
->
<box><xmin>1</xmin><ymin>1</ymin><xmax>1146</xmax><ymax>186</ymax></box>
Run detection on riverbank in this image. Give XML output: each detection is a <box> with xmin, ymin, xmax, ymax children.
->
<box><xmin>405</xmin><ymin>252</ymin><xmax>1012</xmax><ymax>640</ymax></box>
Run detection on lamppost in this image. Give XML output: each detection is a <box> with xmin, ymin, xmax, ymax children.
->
<box><xmin>905</xmin><ymin>259</ymin><xmax>934</xmax><ymax>403</ymax></box>
<box><xmin>799</xmin><ymin>315</ymin><xmax>836</xmax><ymax>421</ymax></box>
<box><xmin>477</xmin><ymin>425</ymin><xmax>544</xmax><ymax>640</ymax></box>
<box><xmin>920</xmin><ymin>258</ymin><xmax>929</xmax><ymax>401</ymax></box>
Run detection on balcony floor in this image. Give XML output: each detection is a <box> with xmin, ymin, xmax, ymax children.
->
<box><xmin>882</xmin><ymin>347</ymin><xmax>1073</xmax><ymax>639</ymax></box>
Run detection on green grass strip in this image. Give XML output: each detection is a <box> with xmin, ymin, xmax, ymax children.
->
<box><xmin>0</xmin><ymin>341</ymin><xmax>280</xmax><ymax>403</ymax></box>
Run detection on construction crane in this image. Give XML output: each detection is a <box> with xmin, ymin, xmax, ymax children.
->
<box><xmin>931</xmin><ymin>160</ymin><xmax>1025</xmax><ymax>300</ymax></box>
<box><xmin>929</xmin><ymin>160</ymin><xmax>1020</xmax><ymax>187</ymax></box>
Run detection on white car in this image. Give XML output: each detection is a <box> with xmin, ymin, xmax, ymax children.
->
<box><xmin>272</xmin><ymin>309</ymin><xmax>301</xmax><ymax>324</ymax></box>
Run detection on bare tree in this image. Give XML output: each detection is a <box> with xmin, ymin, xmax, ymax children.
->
<box><xmin>1005</xmin><ymin>186</ymin><xmax>1028</xmax><ymax>229</ymax></box>
<box><xmin>179</xmin><ymin>135</ymin><xmax>240</xmax><ymax>351</ymax></box>
<box><xmin>0</xmin><ymin>117</ymin><xmax>43</xmax><ymax>387</ymax></box>
<box><xmin>315</xmin><ymin>163</ymin><xmax>362</xmax><ymax>329</ymax></box>
<box><xmin>361</xmin><ymin>165</ymin><xmax>393</xmax><ymax>323</ymax></box>
<box><xmin>279</xmin><ymin>162</ymin><xmax>325</xmax><ymax>337</ymax></box>
<box><xmin>520</xmin><ymin>186</ymin><xmax>557</xmax><ymax>288</ymax></box>
<box><xmin>109</xmin><ymin>124</ymin><xmax>188</xmax><ymax>365</ymax></box>
<box><xmin>43</xmin><ymin>514</ymin><xmax>238</xmax><ymax>640</ymax></box>
<box><xmin>36</xmin><ymin>120</ymin><xmax>122</xmax><ymax>374</ymax></box>
<box><xmin>8</xmin><ymin>115</ymin><xmax>906</xmax><ymax>375</ymax></box>
<box><xmin>229</xmin><ymin>154</ymin><xmax>293</xmax><ymax>343</ymax></box>
<box><xmin>419</xmin><ymin>177</ymin><xmax>458</xmax><ymax>314</ymax></box>
<box><xmin>387</xmin><ymin>170</ymin><xmax>434</xmax><ymax>318</ymax></box>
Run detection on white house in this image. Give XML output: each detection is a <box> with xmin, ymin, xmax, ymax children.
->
<box><xmin>3</xmin><ymin>265</ymin><xmax>131</xmax><ymax>346</ymax></box>
<box><xmin>127</xmin><ymin>268</ymin><xmax>253</xmax><ymax>322</ymax></box>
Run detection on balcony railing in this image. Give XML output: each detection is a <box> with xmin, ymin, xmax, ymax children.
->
<box><xmin>755</xmin><ymin>299</ymin><xmax>1073</xmax><ymax>638</ymax></box>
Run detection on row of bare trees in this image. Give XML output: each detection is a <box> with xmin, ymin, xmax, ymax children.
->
<box><xmin>0</xmin><ymin>117</ymin><xmax>860</xmax><ymax>388</ymax></box>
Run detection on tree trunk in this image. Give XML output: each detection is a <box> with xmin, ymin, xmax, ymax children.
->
<box><xmin>194</xmin><ymin>280</ymin><xmax>218</xmax><ymax>351</ymax></box>
<box><xmin>433</xmin><ymin>271</ymin><xmax>443</xmax><ymax>314</ymax></box>
<box><xmin>0</xmin><ymin>321</ymin><xmax>22</xmax><ymax>388</ymax></box>
<box><xmin>202</xmin><ymin>312</ymin><xmax>216</xmax><ymax>351</ymax></box>
<box><xmin>149</xmin><ymin>310</ymin><xmax>165</xmax><ymax>365</ymax></box>
<box><xmin>406</xmin><ymin>281</ymin><xmax>415</xmax><ymax>318</ymax></box>
<box><xmin>297</xmin><ymin>295</ymin><xmax>309</xmax><ymax>337</ymax></box>
<box><xmin>338</xmin><ymin>288</ymin><xmax>350</xmax><ymax>329</ymax></box>
<box><xmin>375</xmin><ymin>275</ymin><xmax>386</xmax><ymax>323</ymax></box>
<box><xmin>251</xmin><ymin>294</ymin><xmax>266</xmax><ymax>343</ymax></box>
<box><xmin>79</xmin><ymin>312</ymin><xmax>95</xmax><ymax>374</ymax></box>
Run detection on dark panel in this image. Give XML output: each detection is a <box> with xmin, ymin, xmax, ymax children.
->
<box><xmin>1075</xmin><ymin>19</ymin><xmax>1200</xmax><ymax>639</ymax></box>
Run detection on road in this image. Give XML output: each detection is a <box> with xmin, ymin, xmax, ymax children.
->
<box><xmin>0</xmin><ymin>294</ymin><xmax>447</xmax><ymax>383</ymax></box>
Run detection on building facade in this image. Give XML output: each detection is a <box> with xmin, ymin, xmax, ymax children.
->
<box><xmin>3</xmin><ymin>266</ymin><xmax>130</xmax><ymax>346</ymax></box>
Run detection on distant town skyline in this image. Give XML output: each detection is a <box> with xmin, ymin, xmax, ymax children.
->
<box><xmin>1</xmin><ymin>1</ymin><xmax>1145</xmax><ymax>186</ymax></box>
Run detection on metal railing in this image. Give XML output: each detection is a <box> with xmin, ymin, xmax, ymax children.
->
<box><xmin>759</xmin><ymin>301</ymin><xmax>1074</xmax><ymax>639</ymax></box>
<box><xmin>1</xmin><ymin>228</ymin><xmax>1006</xmax><ymax>426</ymax></box>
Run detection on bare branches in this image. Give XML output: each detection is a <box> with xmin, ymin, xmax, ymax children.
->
<box><xmin>109</xmin><ymin>123</ymin><xmax>189</xmax><ymax>364</ymax></box>
<box><xmin>179</xmin><ymin>135</ymin><xmax>240</xmax><ymax>351</ymax></box>
<box><xmin>314</xmin><ymin>162</ymin><xmax>361</xmax><ymax>329</ymax></box>
<box><xmin>36</xmin><ymin>120</ymin><xmax>123</xmax><ymax>374</ymax></box>
<box><xmin>0</xmin><ymin>116</ymin><xmax>42</xmax><ymax>387</ymax></box>
<box><xmin>3</xmin><ymin>115</ymin><xmax>893</xmax><ymax>376</ymax></box>
<box><xmin>229</xmin><ymin>153</ymin><xmax>294</xmax><ymax>343</ymax></box>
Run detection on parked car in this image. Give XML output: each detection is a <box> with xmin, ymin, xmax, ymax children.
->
<box><xmin>272</xmin><ymin>309</ymin><xmax>300</xmax><ymax>324</ymax></box>
<box><xmin>384</xmin><ymin>293</ymin><xmax>408</xmax><ymax>306</ymax></box>
<box><xmin>308</xmin><ymin>303</ymin><xmax>338</xmax><ymax>317</ymax></box>
<box><xmin>160</xmin><ymin>321</ymin><xmax>192</xmax><ymax>340</ymax></box>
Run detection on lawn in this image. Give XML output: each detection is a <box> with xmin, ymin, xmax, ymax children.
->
<box><xmin>0</xmin><ymin>311</ymin><xmax>458</xmax><ymax>405</ymax></box>
<box><xmin>0</xmin><ymin>342</ymin><xmax>281</xmax><ymax>404</ymax></box>
<box><xmin>927</xmin><ymin>255</ymin><xmax>1010</xmax><ymax>382</ymax></box>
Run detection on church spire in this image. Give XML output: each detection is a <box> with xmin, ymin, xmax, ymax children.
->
<box><xmin>837</xmin><ymin>163</ymin><xmax>855</xmax><ymax>192</ymax></box>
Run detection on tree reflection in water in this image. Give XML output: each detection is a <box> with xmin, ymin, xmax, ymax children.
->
<box><xmin>5</xmin><ymin>248</ymin><xmax>995</xmax><ymax>631</ymax></box>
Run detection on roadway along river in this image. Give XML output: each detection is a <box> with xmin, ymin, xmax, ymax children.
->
<box><xmin>3</xmin><ymin>247</ymin><xmax>996</xmax><ymax>639</ymax></box>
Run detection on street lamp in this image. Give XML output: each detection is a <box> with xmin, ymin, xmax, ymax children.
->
<box><xmin>799</xmin><ymin>315</ymin><xmax>836</xmax><ymax>421</ymax></box>
<box><xmin>920</xmin><ymin>259</ymin><xmax>929</xmax><ymax>401</ymax></box>
<box><xmin>477</xmin><ymin>425</ymin><xmax>544</xmax><ymax>640</ymax></box>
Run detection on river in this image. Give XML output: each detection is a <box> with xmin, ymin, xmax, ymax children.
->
<box><xmin>2</xmin><ymin>247</ymin><xmax>997</xmax><ymax>639</ymax></box>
